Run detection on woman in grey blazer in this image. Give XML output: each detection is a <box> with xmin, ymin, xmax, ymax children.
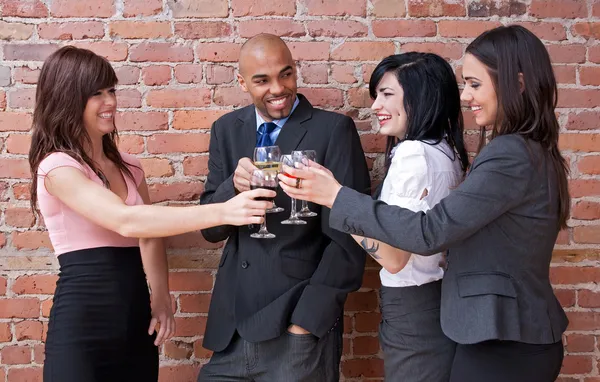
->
<box><xmin>280</xmin><ymin>25</ymin><xmax>569</xmax><ymax>382</ymax></box>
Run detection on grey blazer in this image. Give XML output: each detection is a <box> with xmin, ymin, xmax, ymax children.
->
<box><xmin>330</xmin><ymin>134</ymin><xmax>568</xmax><ymax>345</ymax></box>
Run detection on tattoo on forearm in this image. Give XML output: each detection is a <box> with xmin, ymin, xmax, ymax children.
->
<box><xmin>360</xmin><ymin>238</ymin><xmax>381</xmax><ymax>259</ymax></box>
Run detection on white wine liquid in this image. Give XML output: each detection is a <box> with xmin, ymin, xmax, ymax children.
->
<box><xmin>255</xmin><ymin>161</ymin><xmax>281</xmax><ymax>172</ymax></box>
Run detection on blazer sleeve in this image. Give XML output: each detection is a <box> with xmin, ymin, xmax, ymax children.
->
<box><xmin>290</xmin><ymin>115</ymin><xmax>371</xmax><ymax>337</ymax></box>
<box><xmin>200</xmin><ymin>121</ymin><xmax>238</xmax><ymax>243</ymax></box>
<box><xmin>329</xmin><ymin>134</ymin><xmax>533</xmax><ymax>255</ymax></box>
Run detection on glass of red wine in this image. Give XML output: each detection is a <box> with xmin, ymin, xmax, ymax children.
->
<box><xmin>280</xmin><ymin>154</ymin><xmax>307</xmax><ymax>225</ymax></box>
<box><xmin>292</xmin><ymin>150</ymin><xmax>318</xmax><ymax>218</ymax></box>
<box><xmin>253</xmin><ymin>145</ymin><xmax>284</xmax><ymax>213</ymax></box>
<box><xmin>249</xmin><ymin>169</ymin><xmax>277</xmax><ymax>239</ymax></box>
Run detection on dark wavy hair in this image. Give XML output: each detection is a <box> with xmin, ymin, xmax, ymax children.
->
<box><xmin>29</xmin><ymin>46</ymin><xmax>135</xmax><ymax>214</ymax></box>
<box><xmin>466</xmin><ymin>25</ymin><xmax>570</xmax><ymax>228</ymax></box>
<box><xmin>369</xmin><ymin>52</ymin><xmax>470</xmax><ymax>174</ymax></box>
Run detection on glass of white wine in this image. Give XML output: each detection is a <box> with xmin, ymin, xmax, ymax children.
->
<box><xmin>253</xmin><ymin>145</ymin><xmax>284</xmax><ymax>213</ymax></box>
<box><xmin>292</xmin><ymin>150</ymin><xmax>318</xmax><ymax>218</ymax></box>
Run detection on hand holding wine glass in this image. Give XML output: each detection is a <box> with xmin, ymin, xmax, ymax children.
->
<box><xmin>278</xmin><ymin>160</ymin><xmax>341</xmax><ymax>210</ymax></box>
<box><xmin>222</xmin><ymin>187</ymin><xmax>275</xmax><ymax>226</ymax></box>
<box><xmin>249</xmin><ymin>170</ymin><xmax>278</xmax><ymax>238</ymax></box>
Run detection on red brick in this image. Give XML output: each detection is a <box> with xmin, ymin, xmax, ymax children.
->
<box><xmin>0</xmin><ymin>158</ymin><xmax>30</xmax><ymax>178</ymax></box>
<box><xmin>13</xmin><ymin>275</ymin><xmax>58</xmax><ymax>295</ymax></box>
<box><xmin>13</xmin><ymin>67</ymin><xmax>40</xmax><ymax>84</ymax></box>
<box><xmin>213</xmin><ymin>87</ymin><xmax>252</xmax><ymax>107</ymax></box>
<box><xmin>166</xmin><ymin>231</ymin><xmax>220</xmax><ymax>249</ymax></box>
<box><xmin>345</xmin><ymin>291</ymin><xmax>378</xmax><ymax>311</ymax></box>
<box><xmin>551</xmin><ymin>266</ymin><xmax>600</xmax><ymax>284</ymax></box>
<box><xmin>110</xmin><ymin>21</ymin><xmax>171</xmax><ymax>39</ymax></box>
<box><xmin>123</xmin><ymin>0</ymin><xmax>163</xmax><ymax>16</ymax></box>
<box><xmin>174</xmin><ymin>64</ymin><xmax>203</xmax><ymax>84</ymax></box>
<box><xmin>361</xmin><ymin>269</ymin><xmax>380</xmax><ymax>290</ymax></box>
<box><xmin>147</xmin><ymin>89</ymin><xmax>211</xmax><ymax>108</ymax></box>
<box><xmin>372</xmin><ymin>20</ymin><xmax>436</xmax><ymax>38</ymax></box>
<box><xmin>589</xmin><ymin>46</ymin><xmax>600</xmax><ymax>64</ymax></box>
<box><xmin>573</xmin><ymin>226</ymin><xmax>600</xmax><ymax>244</ymax></box>
<box><xmin>332</xmin><ymin>42</ymin><xmax>394</xmax><ymax>61</ymax></box>
<box><xmin>332</xmin><ymin>65</ymin><xmax>357</xmax><ymax>84</ymax></box>
<box><xmin>169</xmin><ymin>271</ymin><xmax>213</xmax><ymax>291</ymax></box>
<box><xmin>348</xmin><ymin>87</ymin><xmax>371</xmax><ymax>108</ymax></box>
<box><xmin>579</xmin><ymin>66</ymin><xmax>600</xmax><ymax>86</ymax></box>
<box><xmin>353</xmin><ymin>336</ymin><xmax>380</xmax><ymax>355</ymax></box>
<box><xmin>0</xmin><ymin>233</ymin><xmax>5</xmax><ymax>248</ymax></box>
<box><xmin>0</xmin><ymin>277</ymin><xmax>5</xmax><ymax>295</ymax></box>
<box><xmin>6</xmin><ymin>134</ymin><xmax>31</xmax><ymax>154</ymax></box>
<box><xmin>15</xmin><ymin>321</ymin><xmax>44</xmax><ymax>341</ymax></box>
<box><xmin>558</xmin><ymin>89</ymin><xmax>600</xmax><ymax>108</ymax></box>
<box><xmin>142</xmin><ymin>66</ymin><xmax>172</xmax><ymax>86</ymax></box>
<box><xmin>567</xmin><ymin>112</ymin><xmax>600</xmax><ymax>130</ymax></box>
<box><xmin>131</xmin><ymin>43</ymin><xmax>193</xmax><ymax>63</ymax></box>
<box><xmin>206</xmin><ymin>65</ymin><xmax>234</xmax><ymax>85</ymax></box>
<box><xmin>556</xmin><ymin>229</ymin><xmax>569</xmax><ymax>245</ymax></box>
<box><xmin>565</xmin><ymin>334</ymin><xmax>594</xmax><ymax>353</ymax></box>
<box><xmin>12</xmin><ymin>183</ymin><xmax>32</xmax><ymax>200</ymax></box>
<box><xmin>11</xmin><ymin>231</ymin><xmax>52</xmax><ymax>250</ymax></box>
<box><xmin>288</xmin><ymin>42</ymin><xmax>330</xmax><ymax>61</ymax></box>
<box><xmin>197</xmin><ymin>43</ymin><xmax>242</xmax><ymax>62</ymax></box>
<box><xmin>139</xmin><ymin>158</ymin><xmax>174</xmax><ymax>178</ymax></box>
<box><xmin>159</xmin><ymin>365</ymin><xmax>199</xmax><ymax>382</ymax></box>
<box><xmin>553</xmin><ymin>65</ymin><xmax>576</xmax><ymax>84</ymax></box>
<box><xmin>147</xmin><ymin>133</ymin><xmax>210</xmax><ymax>154</ymax></box>
<box><xmin>467</xmin><ymin>0</ymin><xmax>527</xmax><ymax>17</ymax></box>
<box><xmin>72</xmin><ymin>42</ymin><xmax>128</xmax><ymax>61</ymax></box>
<box><xmin>231</xmin><ymin>0</ymin><xmax>296</xmax><ymax>16</ymax></box>
<box><xmin>167</xmin><ymin>0</ymin><xmax>228</xmax><ymax>17</ymax></box>
<box><xmin>299</xmin><ymin>88</ymin><xmax>343</xmax><ymax>108</ymax></box>
<box><xmin>117</xmin><ymin>111</ymin><xmax>168</xmax><ymax>131</ymax></box>
<box><xmin>342</xmin><ymin>358</ymin><xmax>384</xmax><ymax>378</ymax></box>
<box><xmin>174</xmin><ymin>21</ymin><xmax>231</xmax><ymax>39</ymax></box>
<box><xmin>194</xmin><ymin>340</ymin><xmax>213</xmax><ymax>359</ymax></box>
<box><xmin>148</xmin><ymin>182</ymin><xmax>203</xmax><ymax>203</ymax></box>
<box><xmin>5</xmin><ymin>207</ymin><xmax>35</xmax><ymax>228</ymax></box>
<box><xmin>0</xmin><ymin>298</ymin><xmax>40</xmax><ymax>318</ymax></box>
<box><xmin>360</xmin><ymin>134</ymin><xmax>387</xmax><ymax>153</ymax></box>
<box><xmin>561</xmin><ymin>355</ymin><xmax>593</xmax><ymax>374</ymax></box>
<box><xmin>174</xmin><ymin>316</ymin><xmax>207</xmax><ymax>337</ymax></box>
<box><xmin>0</xmin><ymin>91</ymin><xmax>5</xmax><ymax>110</ymax></box>
<box><xmin>33</xmin><ymin>344</ymin><xmax>44</xmax><ymax>363</ymax></box>
<box><xmin>547</xmin><ymin>44</ymin><xmax>586</xmax><ymax>64</ymax></box>
<box><xmin>571</xmin><ymin>22</ymin><xmax>600</xmax><ymax>40</ymax></box>
<box><xmin>408</xmin><ymin>0</ymin><xmax>466</xmax><ymax>17</ymax></box>
<box><xmin>179</xmin><ymin>293</ymin><xmax>211</xmax><ymax>313</ymax></box>
<box><xmin>302</xmin><ymin>0</ymin><xmax>366</xmax><ymax>16</ymax></box>
<box><xmin>573</xmin><ymin>200</ymin><xmax>600</xmax><ymax>220</ymax></box>
<box><xmin>300</xmin><ymin>64</ymin><xmax>328</xmax><ymax>84</ymax></box>
<box><xmin>239</xmin><ymin>20</ymin><xmax>305</xmax><ymax>38</ymax></box>
<box><xmin>513</xmin><ymin>22</ymin><xmax>567</xmax><ymax>41</ymax></box>
<box><xmin>7</xmin><ymin>367</ymin><xmax>42</xmax><ymax>382</ymax></box>
<box><xmin>1</xmin><ymin>0</ymin><xmax>48</xmax><ymax>17</ymax></box>
<box><xmin>3</xmin><ymin>44</ymin><xmax>58</xmax><ymax>61</ymax></box>
<box><xmin>1</xmin><ymin>345</ymin><xmax>31</xmax><ymax>365</ymax></box>
<box><xmin>183</xmin><ymin>156</ymin><xmax>210</xmax><ymax>176</ymax></box>
<box><xmin>372</xmin><ymin>0</ymin><xmax>406</xmax><ymax>17</ymax></box>
<box><xmin>570</xmin><ymin>179</ymin><xmax>600</xmax><ymax>198</ymax></box>
<box><xmin>530</xmin><ymin>0</ymin><xmax>587</xmax><ymax>18</ymax></box>
<box><xmin>559</xmin><ymin>134</ymin><xmax>600</xmax><ymax>152</ymax></box>
<box><xmin>173</xmin><ymin>110</ymin><xmax>228</xmax><ymax>130</ymax></box>
<box><xmin>554</xmin><ymin>289</ymin><xmax>576</xmax><ymax>307</ymax></box>
<box><xmin>164</xmin><ymin>340</ymin><xmax>193</xmax><ymax>360</ymax></box>
<box><xmin>0</xmin><ymin>322</ymin><xmax>11</xmax><ymax>342</ymax></box>
<box><xmin>116</xmin><ymin>89</ymin><xmax>142</xmax><ymax>108</ymax></box>
<box><xmin>118</xmin><ymin>135</ymin><xmax>145</xmax><ymax>154</ymax></box>
<box><xmin>41</xmin><ymin>299</ymin><xmax>52</xmax><ymax>318</ymax></box>
<box><xmin>579</xmin><ymin>156</ymin><xmax>600</xmax><ymax>175</ymax></box>
<box><xmin>51</xmin><ymin>0</ymin><xmax>114</xmax><ymax>17</ymax></box>
<box><xmin>7</xmin><ymin>88</ymin><xmax>35</xmax><ymax>109</ymax></box>
<box><xmin>343</xmin><ymin>315</ymin><xmax>353</xmax><ymax>334</ymax></box>
<box><xmin>114</xmin><ymin>66</ymin><xmax>140</xmax><ymax>86</ymax></box>
<box><xmin>439</xmin><ymin>20</ymin><xmax>502</xmax><ymax>38</ymax></box>
<box><xmin>401</xmin><ymin>42</ymin><xmax>464</xmax><ymax>60</ymax></box>
<box><xmin>37</xmin><ymin>21</ymin><xmax>104</xmax><ymax>40</ymax></box>
<box><xmin>579</xmin><ymin>290</ymin><xmax>600</xmax><ymax>308</ymax></box>
<box><xmin>0</xmin><ymin>21</ymin><xmax>34</xmax><ymax>40</ymax></box>
<box><xmin>307</xmin><ymin>20</ymin><xmax>368</xmax><ymax>38</ymax></box>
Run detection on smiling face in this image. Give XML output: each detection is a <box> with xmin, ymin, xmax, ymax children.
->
<box><xmin>83</xmin><ymin>87</ymin><xmax>117</xmax><ymax>140</ymax></box>
<box><xmin>371</xmin><ymin>71</ymin><xmax>408</xmax><ymax>139</ymax></box>
<box><xmin>460</xmin><ymin>53</ymin><xmax>499</xmax><ymax>127</ymax></box>
<box><xmin>237</xmin><ymin>39</ymin><xmax>298</xmax><ymax>122</ymax></box>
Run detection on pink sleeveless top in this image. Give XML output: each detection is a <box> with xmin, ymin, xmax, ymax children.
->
<box><xmin>37</xmin><ymin>152</ymin><xmax>145</xmax><ymax>256</ymax></box>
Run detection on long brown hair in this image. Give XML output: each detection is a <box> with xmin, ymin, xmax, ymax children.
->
<box><xmin>466</xmin><ymin>25</ymin><xmax>570</xmax><ymax>228</ymax></box>
<box><xmin>29</xmin><ymin>46</ymin><xmax>135</xmax><ymax>214</ymax></box>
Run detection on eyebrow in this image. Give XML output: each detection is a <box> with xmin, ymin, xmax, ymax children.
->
<box><xmin>463</xmin><ymin>76</ymin><xmax>481</xmax><ymax>81</ymax></box>
<box><xmin>251</xmin><ymin>66</ymin><xmax>294</xmax><ymax>81</ymax></box>
<box><xmin>378</xmin><ymin>87</ymin><xmax>394</xmax><ymax>92</ymax></box>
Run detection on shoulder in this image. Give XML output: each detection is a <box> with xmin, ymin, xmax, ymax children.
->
<box><xmin>473</xmin><ymin>134</ymin><xmax>534</xmax><ymax>172</ymax></box>
<box><xmin>213</xmin><ymin>105</ymin><xmax>253</xmax><ymax>131</ymax></box>
<box><xmin>38</xmin><ymin>152</ymin><xmax>86</xmax><ymax>176</ymax></box>
<box><xmin>389</xmin><ymin>140</ymin><xmax>428</xmax><ymax>172</ymax></box>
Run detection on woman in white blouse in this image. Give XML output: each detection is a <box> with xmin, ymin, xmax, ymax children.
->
<box><xmin>362</xmin><ymin>53</ymin><xmax>469</xmax><ymax>381</ymax></box>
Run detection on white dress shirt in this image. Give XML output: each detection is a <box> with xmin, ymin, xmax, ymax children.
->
<box><xmin>379</xmin><ymin>139</ymin><xmax>463</xmax><ymax>288</ymax></box>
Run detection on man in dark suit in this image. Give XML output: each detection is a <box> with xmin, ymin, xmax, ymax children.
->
<box><xmin>196</xmin><ymin>34</ymin><xmax>371</xmax><ymax>381</ymax></box>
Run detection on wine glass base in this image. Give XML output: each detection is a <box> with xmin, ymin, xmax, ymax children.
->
<box><xmin>281</xmin><ymin>218</ymin><xmax>307</xmax><ymax>225</ymax></box>
<box><xmin>250</xmin><ymin>232</ymin><xmax>276</xmax><ymax>239</ymax></box>
<box><xmin>267</xmin><ymin>207</ymin><xmax>285</xmax><ymax>213</ymax></box>
<box><xmin>298</xmin><ymin>211</ymin><xmax>317</xmax><ymax>217</ymax></box>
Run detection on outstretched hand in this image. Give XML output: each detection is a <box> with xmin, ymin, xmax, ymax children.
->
<box><xmin>222</xmin><ymin>188</ymin><xmax>275</xmax><ymax>226</ymax></box>
<box><xmin>278</xmin><ymin>160</ymin><xmax>342</xmax><ymax>209</ymax></box>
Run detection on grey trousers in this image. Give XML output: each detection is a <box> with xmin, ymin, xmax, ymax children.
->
<box><xmin>197</xmin><ymin>324</ymin><xmax>342</xmax><ymax>382</ymax></box>
<box><xmin>379</xmin><ymin>281</ymin><xmax>456</xmax><ymax>382</ymax></box>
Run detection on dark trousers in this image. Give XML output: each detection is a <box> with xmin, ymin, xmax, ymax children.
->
<box><xmin>449</xmin><ymin>339</ymin><xmax>564</xmax><ymax>382</ymax></box>
<box><xmin>43</xmin><ymin>247</ymin><xmax>158</xmax><ymax>382</ymax></box>
<box><xmin>379</xmin><ymin>281</ymin><xmax>456</xmax><ymax>382</ymax></box>
<box><xmin>198</xmin><ymin>323</ymin><xmax>342</xmax><ymax>382</ymax></box>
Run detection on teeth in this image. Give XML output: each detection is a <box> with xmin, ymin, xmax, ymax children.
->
<box><xmin>269</xmin><ymin>98</ymin><xmax>286</xmax><ymax>106</ymax></box>
<box><xmin>99</xmin><ymin>113</ymin><xmax>113</xmax><ymax>118</ymax></box>
<box><xmin>378</xmin><ymin>115</ymin><xmax>391</xmax><ymax>121</ymax></box>
<box><xmin>471</xmin><ymin>106</ymin><xmax>482</xmax><ymax>111</ymax></box>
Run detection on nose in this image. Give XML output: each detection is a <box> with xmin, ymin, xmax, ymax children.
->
<box><xmin>270</xmin><ymin>79</ymin><xmax>284</xmax><ymax>95</ymax></box>
<box><xmin>371</xmin><ymin>96</ymin><xmax>382</xmax><ymax>111</ymax></box>
<box><xmin>104</xmin><ymin>92</ymin><xmax>116</xmax><ymax>107</ymax></box>
<box><xmin>460</xmin><ymin>87</ymin><xmax>471</xmax><ymax>103</ymax></box>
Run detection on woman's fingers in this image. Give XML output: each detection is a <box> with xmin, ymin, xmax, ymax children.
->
<box><xmin>148</xmin><ymin>317</ymin><xmax>158</xmax><ymax>335</ymax></box>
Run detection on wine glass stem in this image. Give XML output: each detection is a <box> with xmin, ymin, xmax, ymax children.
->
<box><xmin>291</xmin><ymin>198</ymin><xmax>298</xmax><ymax>218</ymax></box>
<box><xmin>258</xmin><ymin>220</ymin><xmax>269</xmax><ymax>234</ymax></box>
<box><xmin>301</xmin><ymin>200</ymin><xmax>308</xmax><ymax>211</ymax></box>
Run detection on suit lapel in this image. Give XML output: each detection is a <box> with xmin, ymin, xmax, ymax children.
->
<box><xmin>238</xmin><ymin>106</ymin><xmax>258</xmax><ymax>160</ymax></box>
<box><xmin>273</xmin><ymin>94</ymin><xmax>312</xmax><ymax>154</ymax></box>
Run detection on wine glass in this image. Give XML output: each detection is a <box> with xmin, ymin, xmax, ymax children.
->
<box><xmin>249</xmin><ymin>170</ymin><xmax>277</xmax><ymax>239</ymax></box>
<box><xmin>253</xmin><ymin>146</ymin><xmax>284</xmax><ymax>213</ymax></box>
<box><xmin>292</xmin><ymin>150</ymin><xmax>318</xmax><ymax>218</ymax></box>
<box><xmin>280</xmin><ymin>154</ymin><xmax>307</xmax><ymax>225</ymax></box>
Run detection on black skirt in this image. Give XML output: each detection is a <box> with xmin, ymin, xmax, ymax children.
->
<box><xmin>44</xmin><ymin>246</ymin><xmax>158</xmax><ymax>382</ymax></box>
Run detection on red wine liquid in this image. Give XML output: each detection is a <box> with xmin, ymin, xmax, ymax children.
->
<box><xmin>250</xmin><ymin>185</ymin><xmax>277</xmax><ymax>202</ymax></box>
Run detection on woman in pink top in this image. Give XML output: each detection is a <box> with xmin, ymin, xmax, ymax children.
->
<box><xmin>29</xmin><ymin>46</ymin><xmax>274</xmax><ymax>382</ymax></box>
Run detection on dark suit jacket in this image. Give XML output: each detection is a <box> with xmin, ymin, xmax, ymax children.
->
<box><xmin>330</xmin><ymin>134</ymin><xmax>568</xmax><ymax>345</ymax></box>
<box><xmin>200</xmin><ymin>94</ymin><xmax>371</xmax><ymax>352</ymax></box>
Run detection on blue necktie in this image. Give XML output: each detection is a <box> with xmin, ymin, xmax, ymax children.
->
<box><xmin>257</xmin><ymin>122</ymin><xmax>277</xmax><ymax>147</ymax></box>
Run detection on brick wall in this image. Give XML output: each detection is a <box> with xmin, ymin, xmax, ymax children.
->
<box><xmin>0</xmin><ymin>0</ymin><xmax>599</xmax><ymax>381</ymax></box>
